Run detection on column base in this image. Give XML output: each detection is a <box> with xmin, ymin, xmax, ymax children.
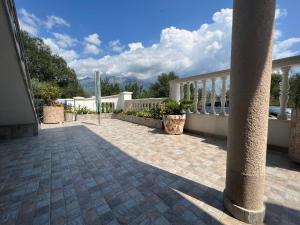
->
<box><xmin>223</xmin><ymin>193</ymin><xmax>265</xmax><ymax>224</ymax></box>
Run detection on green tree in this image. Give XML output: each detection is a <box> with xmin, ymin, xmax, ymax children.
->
<box><xmin>270</xmin><ymin>74</ymin><xmax>281</xmax><ymax>106</ymax></box>
<box><xmin>145</xmin><ymin>72</ymin><xmax>178</xmax><ymax>98</ymax></box>
<box><xmin>124</xmin><ymin>82</ymin><xmax>144</xmax><ymax>99</ymax></box>
<box><xmin>100</xmin><ymin>77</ymin><xmax>121</xmax><ymax>96</ymax></box>
<box><xmin>20</xmin><ymin>31</ymin><xmax>85</xmax><ymax>99</ymax></box>
<box><xmin>31</xmin><ymin>78</ymin><xmax>62</xmax><ymax>101</ymax></box>
<box><xmin>289</xmin><ymin>73</ymin><xmax>300</xmax><ymax>107</ymax></box>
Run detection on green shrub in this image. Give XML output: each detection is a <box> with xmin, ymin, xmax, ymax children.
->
<box><xmin>180</xmin><ymin>99</ymin><xmax>194</xmax><ymax>112</ymax></box>
<box><xmin>161</xmin><ymin>99</ymin><xmax>182</xmax><ymax>115</ymax></box>
<box><xmin>64</xmin><ymin>109</ymin><xmax>74</xmax><ymax>113</ymax></box>
<box><xmin>76</xmin><ymin>106</ymin><xmax>89</xmax><ymax>114</ymax></box>
<box><xmin>113</xmin><ymin>109</ymin><xmax>123</xmax><ymax>114</ymax></box>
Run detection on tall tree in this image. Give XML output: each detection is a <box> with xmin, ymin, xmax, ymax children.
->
<box><xmin>100</xmin><ymin>77</ymin><xmax>121</xmax><ymax>96</ymax></box>
<box><xmin>20</xmin><ymin>31</ymin><xmax>85</xmax><ymax>100</ymax></box>
<box><xmin>146</xmin><ymin>72</ymin><xmax>178</xmax><ymax>98</ymax></box>
<box><xmin>124</xmin><ymin>82</ymin><xmax>144</xmax><ymax>99</ymax></box>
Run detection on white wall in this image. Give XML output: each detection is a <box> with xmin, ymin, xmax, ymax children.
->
<box><xmin>62</xmin><ymin>92</ymin><xmax>133</xmax><ymax>111</ymax></box>
<box><xmin>185</xmin><ymin>113</ymin><xmax>290</xmax><ymax>148</ymax></box>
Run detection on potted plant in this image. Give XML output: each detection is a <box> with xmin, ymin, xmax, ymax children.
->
<box><xmin>64</xmin><ymin>109</ymin><xmax>74</xmax><ymax>122</ymax></box>
<box><xmin>161</xmin><ymin>99</ymin><xmax>193</xmax><ymax>135</ymax></box>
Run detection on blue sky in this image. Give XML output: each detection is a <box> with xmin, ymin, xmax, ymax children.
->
<box><xmin>16</xmin><ymin>0</ymin><xmax>300</xmax><ymax>80</ymax></box>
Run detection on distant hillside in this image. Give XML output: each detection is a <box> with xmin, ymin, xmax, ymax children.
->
<box><xmin>79</xmin><ymin>76</ymin><xmax>152</xmax><ymax>96</ymax></box>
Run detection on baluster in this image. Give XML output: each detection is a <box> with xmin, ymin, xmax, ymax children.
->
<box><xmin>194</xmin><ymin>81</ymin><xmax>199</xmax><ymax>113</ymax></box>
<box><xmin>210</xmin><ymin>78</ymin><xmax>216</xmax><ymax>114</ymax></box>
<box><xmin>278</xmin><ymin>66</ymin><xmax>291</xmax><ymax>120</ymax></box>
<box><xmin>187</xmin><ymin>82</ymin><xmax>191</xmax><ymax>100</ymax></box>
<box><xmin>201</xmin><ymin>80</ymin><xmax>207</xmax><ymax>114</ymax></box>
<box><xmin>220</xmin><ymin>76</ymin><xmax>227</xmax><ymax>116</ymax></box>
<box><xmin>180</xmin><ymin>83</ymin><xmax>184</xmax><ymax>100</ymax></box>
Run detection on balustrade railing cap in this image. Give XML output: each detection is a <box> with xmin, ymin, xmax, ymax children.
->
<box><xmin>173</xmin><ymin>55</ymin><xmax>300</xmax><ymax>83</ymax></box>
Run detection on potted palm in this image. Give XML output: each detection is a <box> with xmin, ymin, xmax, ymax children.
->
<box><xmin>161</xmin><ymin>99</ymin><xmax>193</xmax><ymax>135</ymax></box>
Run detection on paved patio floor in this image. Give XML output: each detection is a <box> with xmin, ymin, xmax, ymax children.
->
<box><xmin>0</xmin><ymin>119</ymin><xmax>299</xmax><ymax>225</ymax></box>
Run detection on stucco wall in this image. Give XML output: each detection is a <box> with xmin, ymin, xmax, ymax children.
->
<box><xmin>63</xmin><ymin>92</ymin><xmax>133</xmax><ymax>111</ymax></box>
<box><xmin>185</xmin><ymin>113</ymin><xmax>290</xmax><ymax>148</ymax></box>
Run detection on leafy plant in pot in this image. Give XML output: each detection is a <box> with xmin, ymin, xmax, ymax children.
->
<box><xmin>64</xmin><ymin>109</ymin><xmax>74</xmax><ymax>122</ymax></box>
<box><xmin>161</xmin><ymin>99</ymin><xmax>194</xmax><ymax>135</ymax></box>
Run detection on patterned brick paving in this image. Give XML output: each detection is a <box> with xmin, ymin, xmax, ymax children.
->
<box><xmin>0</xmin><ymin>119</ymin><xmax>299</xmax><ymax>225</ymax></box>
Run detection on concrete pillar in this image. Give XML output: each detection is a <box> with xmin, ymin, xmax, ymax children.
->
<box><xmin>278</xmin><ymin>66</ymin><xmax>291</xmax><ymax>120</ymax></box>
<box><xmin>201</xmin><ymin>80</ymin><xmax>207</xmax><ymax>114</ymax></box>
<box><xmin>180</xmin><ymin>83</ymin><xmax>184</xmax><ymax>100</ymax></box>
<box><xmin>210</xmin><ymin>78</ymin><xmax>216</xmax><ymax>115</ymax></box>
<box><xmin>169</xmin><ymin>80</ymin><xmax>180</xmax><ymax>101</ymax></box>
<box><xmin>194</xmin><ymin>81</ymin><xmax>199</xmax><ymax>113</ymax></box>
<box><xmin>224</xmin><ymin>0</ymin><xmax>276</xmax><ymax>224</ymax></box>
<box><xmin>220</xmin><ymin>76</ymin><xmax>227</xmax><ymax>116</ymax></box>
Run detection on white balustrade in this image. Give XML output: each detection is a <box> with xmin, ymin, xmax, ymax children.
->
<box><xmin>124</xmin><ymin>98</ymin><xmax>166</xmax><ymax>111</ymax></box>
<box><xmin>169</xmin><ymin>55</ymin><xmax>300</xmax><ymax>120</ymax></box>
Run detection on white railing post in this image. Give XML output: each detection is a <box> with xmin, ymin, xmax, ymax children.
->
<box><xmin>187</xmin><ymin>82</ymin><xmax>191</xmax><ymax>100</ymax></box>
<box><xmin>201</xmin><ymin>80</ymin><xmax>207</xmax><ymax>114</ymax></box>
<box><xmin>169</xmin><ymin>80</ymin><xmax>181</xmax><ymax>101</ymax></box>
<box><xmin>180</xmin><ymin>83</ymin><xmax>184</xmax><ymax>100</ymax></box>
<box><xmin>210</xmin><ymin>78</ymin><xmax>216</xmax><ymax>115</ymax></box>
<box><xmin>194</xmin><ymin>81</ymin><xmax>199</xmax><ymax>113</ymax></box>
<box><xmin>278</xmin><ymin>66</ymin><xmax>291</xmax><ymax>120</ymax></box>
<box><xmin>220</xmin><ymin>76</ymin><xmax>227</xmax><ymax>116</ymax></box>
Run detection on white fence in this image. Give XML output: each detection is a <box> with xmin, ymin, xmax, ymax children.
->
<box><xmin>60</xmin><ymin>91</ymin><xmax>133</xmax><ymax>111</ymax></box>
<box><xmin>124</xmin><ymin>98</ymin><xmax>166</xmax><ymax>111</ymax></box>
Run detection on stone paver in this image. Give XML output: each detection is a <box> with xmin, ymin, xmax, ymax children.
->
<box><xmin>0</xmin><ymin>119</ymin><xmax>299</xmax><ymax>225</ymax></box>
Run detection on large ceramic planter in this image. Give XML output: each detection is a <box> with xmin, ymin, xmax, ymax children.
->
<box><xmin>43</xmin><ymin>106</ymin><xmax>64</xmax><ymax>124</ymax></box>
<box><xmin>64</xmin><ymin>113</ymin><xmax>74</xmax><ymax>122</ymax></box>
<box><xmin>163</xmin><ymin>114</ymin><xmax>186</xmax><ymax>135</ymax></box>
<box><xmin>289</xmin><ymin>108</ymin><xmax>300</xmax><ymax>163</ymax></box>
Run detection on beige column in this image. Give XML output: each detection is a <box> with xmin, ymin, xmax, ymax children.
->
<box><xmin>194</xmin><ymin>81</ymin><xmax>199</xmax><ymax>113</ymax></box>
<box><xmin>278</xmin><ymin>66</ymin><xmax>291</xmax><ymax>120</ymax></box>
<box><xmin>210</xmin><ymin>78</ymin><xmax>216</xmax><ymax>114</ymax></box>
<box><xmin>201</xmin><ymin>80</ymin><xmax>207</xmax><ymax>114</ymax></box>
<box><xmin>224</xmin><ymin>0</ymin><xmax>276</xmax><ymax>224</ymax></box>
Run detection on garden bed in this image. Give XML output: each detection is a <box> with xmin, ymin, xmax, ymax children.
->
<box><xmin>112</xmin><ymin>114</ymin><xmax>163</xmax><ymax>129</ymax></box>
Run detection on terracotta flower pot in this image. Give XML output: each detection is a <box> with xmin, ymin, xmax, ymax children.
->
<box><xmin>163</xmin><ymin>114</ymin><xmax>186</xmax><ymax>135</ymax></box>
<box><xmin>43</xmin><ymin>106</ymin><xmax>64</xmax><ymax>124</ymax></box>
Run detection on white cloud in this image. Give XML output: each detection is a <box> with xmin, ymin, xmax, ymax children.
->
<box><xmin>18</xmin><ymin>8</ymin><xmax>41</xmax><ymax>35</ymax></box>
<box><xmin>128</xmin><ymin>42</ymin><xmax>144</xmax><ymax>51</ymax></box>
<box><xmin>18</xmin><ymin>8</ymin><xmax>70</xmax><ymax>35</ymax></box>
<box><xmin>83</xmin><ymin>33</ymin><xmax>101</xmax><ymax>55</ymax></box>
<box><xmin>84</xmin><ymin>33</ymin><xmax>101</xmax><ymax>46</ymax></box>
<box><xmin>43</xmin><ymin>38</ymin><xmax>78</xmax><ymax>62</ymax></box>
<box><xmin>52</xmin><ymin>33</ymin><xmax>77</xmax><ymax>48</ymax></box>
<box><xmin>44</xmin><ymin>16</ymin><xmax>70</xmax><ymax>29</ymax></box>
<box><xmin>69</xmin><ymin>8</ymin><xmax>300</xmax><ymax>80</ymax></box>
<box><xmin>109</xmin><ymin>40</ymin><xmax>125</xmax><ymax>52</ymax></box>
<box><xmin>84</xmin><ymin>43</ymin><xmax>100</xmax><ymax>55</ymax></box>
<box><xmin>274</xmin><ymin>38</ymin><xmax>300</xmax><ymax>59</ymax></box>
